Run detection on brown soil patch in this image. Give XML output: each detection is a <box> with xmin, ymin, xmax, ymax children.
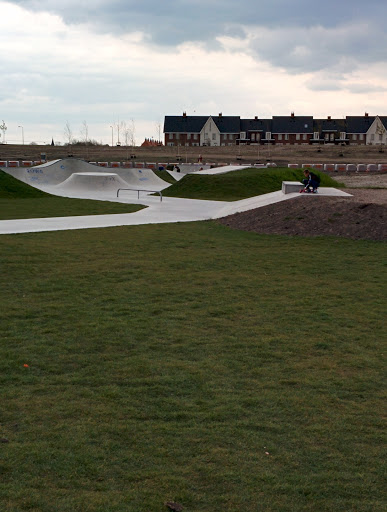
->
<box><xmin>218</xmin><ymin>188</ymin><xmax>387</xmax><ymax>242</ymax></box>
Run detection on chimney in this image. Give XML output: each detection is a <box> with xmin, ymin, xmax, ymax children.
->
<box><xmin>183</xmin><ymin>112</ymin><xmax>187</xmax><ymax>117</ymax></box>
<box><xmin>327</xmin><ymin>116</ymin><xmax>331</xmax><ymax>120</ymax></box>
<box><xmin>219</xmin><ymin>112</ymin><xmax>222</xmax><ymax>117</ymax></box>
<box><xmin>291</xmin><ymin>112</ymin><xmax>295</xmax><ymax>118</ymax></box>
<box><xmin>365</xmin><ymin>112</ymin><xmax>369</xmax><ymax>117</ymax></box>
<box><xmin>255</xmin><ymin>116</ymin><xmax>258</xmax><ymax>120</ymax></box>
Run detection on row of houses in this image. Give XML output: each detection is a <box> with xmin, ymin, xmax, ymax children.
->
<box><xmin>164</xmin><ymin>113</ymin><xmax>387</xmax><ymax>147</ymax></box>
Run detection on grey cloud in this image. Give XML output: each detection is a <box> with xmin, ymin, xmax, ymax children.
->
<box><xmin>247</xmin><ymin>23</ymin><xmax>387</xmax><ymax>73</ymax></box>
<box><xmin>7</xmin><ymin>0</ymin><xmax>387</xmax><ymax>73</ymax></box>
<box><xmin>345</xmin><ymin>83</ymin><xmax>387</xmax><ymax>94</ymax></box>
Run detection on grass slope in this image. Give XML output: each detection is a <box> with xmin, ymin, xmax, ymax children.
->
<box><xmin>0</xmin><ymin>170</ymin><xmax>145</xmax><ymax>220</ymax></box>
<box><xmin>153</xmin><ymin>170</ymin><xmax>176</xmax><ymax>184</ymax></box>
<box><xmin>162</xmin><ymin>167</ymin><xmax>344</xmax><ymax>201</ymax></box>
<box><xmin>0</xmin><ymin>223</ymin><xmax>385</xmax><ymax>512</ymax></box>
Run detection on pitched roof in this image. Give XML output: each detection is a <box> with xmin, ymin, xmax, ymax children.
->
<box><xmin>211</xmin><ymin>115</ymin><xmax>241</xmax><ymax>133</ymax></box>
<box><xmin>313</xmin><ymin>118</ymin><xmax>347</xmax><ymax>132</ymax></box>
<box><xmin>345</xmin><ymin>116</ymin><xmax>375</xmax><ymax>133</ymax></box>
<box><xmin>240</xmin><ymin>118</ymin><xmax>272</xmax><ymax>132</ymax></box>
<box><xmin>272</xmin><ymin>116</ymin><xmax>314</xmax><ymax>133</ymax></box>
<box><xmin>164</xmin><ymin>115</ymin><xmax>241</xmax><ymax>133</ymax></box>
<box><xmin>164</xmin><ymin>116</ymin><xmax>208</xmax><ymax>133</ymax></box>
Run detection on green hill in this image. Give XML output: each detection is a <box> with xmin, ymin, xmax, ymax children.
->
<box><xmin>161</xmin><ymin>167</ymin><xmax>344</xmax><ymax>201</ymax></box>
<box><xmin>0</xmin><ymin>170</ymin><xmax>52</xmax><ymax>198</ymax></box>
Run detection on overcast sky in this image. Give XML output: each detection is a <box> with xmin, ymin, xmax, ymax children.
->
<box><xmin>1</xmin><ymin>0</ymin><xmax>386</xmax><ymax>146</ymax></box>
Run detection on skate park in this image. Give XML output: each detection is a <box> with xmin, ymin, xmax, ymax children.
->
<box><xmin>0</xmin><ymin>158</ymin><xmax>350</xmax><ymax>234</ymax></box>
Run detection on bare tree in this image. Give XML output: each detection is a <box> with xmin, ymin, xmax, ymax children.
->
<box><xmin>80</xmin><ymin>120</ymin><xmax>90</xmax><ymax>158</ymax></box>
<box><xmin>128</xmin><ymin>119</ymin><xmax>136</xmax><ymax>148</ymax></box>
<box><xmin>0</xmin><ymin>120</ymin><xmax>7</xmax><ymax>144</ymax></box>
<box><xmin>80</xmin><ymin>120</ymin><xmax>89</xmax><ymax>145</ymax></box>
<box><xmin>123</xmin><ymin>119</ymin><xmax>136</xmax><ymax>159</ymax></box>
<box><xmin>155</xmin><ymin>120</ymin><xmax>161</xmax><ymax>143</ymax></box>
<box><xmin>114</xmin><ymin>120</ymin><xmax>126</xmax><ymax>146</ymax></box>
<box><xmin>64</xmin><ymin>121</ymin><xmax>73</xmax><ymax>146</ymax></box>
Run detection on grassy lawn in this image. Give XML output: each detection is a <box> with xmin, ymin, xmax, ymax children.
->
<box><xmin>0</xmin><ymin>198</ymin><xmax>145</xmax><ymax>220</ymax></box>
<box><xmin>0</xmin><ymin>222</ymin><xmax>385</xmax><ymax>512</ymax></box>
<box><xmin>161</xmin><ymin>168</ymin><xmax>344</xmax><ymax>201</ymax></box>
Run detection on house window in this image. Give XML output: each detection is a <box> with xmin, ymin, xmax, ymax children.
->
<box><xmin>212</xmin><ymin>133</ymin><xmax>216</xmax><ymax>140</ymax></box>
<box><xmin>251</xmin><ymin>133</ymin><xmax>256</xmax><ymax>141</ymax></box>
<box><xmin>353</xmin><ymin>134</ymin><xmax>357</xmax><ymax>141</ymax></box>
<box><xmin>256</xmin><ymin>133</ymin><xmax>260</xmax><ymax>141</ymax></box>
<box><xmin>340</xmin><ymin>132</ymin><xmax>346</xmax><ymax>140</ymax></box>
<box><xmin>296</xmin><ymin>133</ymin><xmax>300</xmax><ymax>140</ymax></box>
<box><xmin>359</xmin><ymin>134</ymin><xmax>364</xmax><ymax>140</ymax></box>
<box><xmin>278</xmin><ymin>134</ymin><xmax>282</xmax><ymax>140</ymax></box>
<box><xmin>325</xmin><ymin>134</ymin><xmax>329</xmax><ymax>141</ymax></box>
<box><xmin>266</xmin><ymin>132</ymin><xmax>271</xmax><ymax>140</ymax></box>
<box><xmin>285</xmin><ymin>134</ymin><xmax>289</xmax><ymax>140</ymax></box>
<box><xmin>303</xmin><ymin>134</ymin><xmax>307</xmax><ymax>140</ymax></box>
<box><xmin>330</xmin><ymin>134</ymin><xmax>335</xmax><ymax>141</ymax></box>
<box><xmin>240</xmin><ymin>132</ymin><xmax>246</xmax><ymax>139</ymax></box>
<box><xmin>371</xmin><ymin>134</ymin><xmax>375</xmax><ymax>141</ymax></box>
<box><xmin>314</xmin><ymin>132</ymin><xmax>319</xmax><ymax>140</ymax></box>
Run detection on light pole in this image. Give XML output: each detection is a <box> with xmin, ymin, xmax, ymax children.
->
<box><xmin>18</xmin><ymin>125</ymin><xmax>24</xmax><ymax>145</ymax></box>
<box><xmin>110</xmin><ymin>126</ymin><xmax>113</xmax><ymax>147</ymax></box>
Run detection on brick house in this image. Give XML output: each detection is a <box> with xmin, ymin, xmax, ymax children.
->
<box><xmin>164</xmin><ymin>113</ymin><xmax>381</xmax><ymax>147</ymax></box>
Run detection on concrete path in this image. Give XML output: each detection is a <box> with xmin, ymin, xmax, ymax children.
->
<box><xmin>0</xmin><ymin>188</ymin><xmax>351</xmax><ymax>235</ymax></box>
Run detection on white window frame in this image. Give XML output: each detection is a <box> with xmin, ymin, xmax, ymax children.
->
<box><xmin>266</xmin><ymin>132</ymin><xmax>271</xmax><ymax>140</ymax></box>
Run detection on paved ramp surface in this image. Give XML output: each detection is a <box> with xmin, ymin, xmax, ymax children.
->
<box><xmin>193</xmin><ymin>165</ymin><xmax>261</xmax><ymax>175</ymax></box>
<box><xmin>3</xmin><ymin>158</ymin><xmax>170</xmax><ymax>193</ymax></box>
<box><xmin>53</xmin><ymin>173</ymin><xmax>130</xmax><ymax>194</ymax></box>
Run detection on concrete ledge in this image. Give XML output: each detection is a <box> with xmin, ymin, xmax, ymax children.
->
<box><xmin>282</xmin><ymin>181</ymin><xmax>303</xmax><ymax>194</ymax></box>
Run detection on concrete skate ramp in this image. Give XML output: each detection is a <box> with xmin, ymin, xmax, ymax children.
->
<box><xmin>3</xmin><ymin>159</ymin><xmax>97</xmax><ymax>187</ymax></box>
<box><xmin>54</xmin><ymin>172</ymin><xmax>131</xmax><ymax>194</ymax></box>
<box><xmin>115</xmin><ymin>168</ymin><xmax>169</xmax><ymax>191</ymax></box>
<box><xmin>1</xmin><ymin>158</ymin><xmax>171</xmax><ymax>192</ymax></box>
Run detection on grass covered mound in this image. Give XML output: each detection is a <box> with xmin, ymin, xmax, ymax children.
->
<box><xmin>0</xmin><ymin>170</ymin><xmax>52</xmax><ymax>199</ymax></box>
<box><xmin>0</xmin><ymin>170</ymin><xmax>145</xmax><ymax>220</ymax></box>
<box><xmin>0</xmin><ymin>223</ymin><xmax>384</xmax><ymax>511</ymax></box>
<box><xmin>162</xmin><ymin>167</ymin><xmax>344</xmax><ymax>201</ymax></box>
<box><xmin>153</xmin><ymin>169</ymin><xmax>176</xmax><ymax>184</ymax></box>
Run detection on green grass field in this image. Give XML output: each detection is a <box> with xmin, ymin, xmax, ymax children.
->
<box><xmin>0</xmin><ymin>222</ymin><xmax>385</xmax><ymax>512</ymax></box>
<box><xmin>161</xmin><ymin>168</ymin><xmax>343</xmax><ymax>201</ymax></box>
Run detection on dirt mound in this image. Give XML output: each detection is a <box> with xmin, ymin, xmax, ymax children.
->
<box><xmin>217</xmin><ymin>189</ymin><xmax>387</xmax><ymax>241</ymax></box>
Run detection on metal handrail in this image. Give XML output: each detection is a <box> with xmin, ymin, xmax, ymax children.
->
<box><xmin>117</xmin><ymin>188</ymin><xmax>163</xmax><ymax>201</ymax></box>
